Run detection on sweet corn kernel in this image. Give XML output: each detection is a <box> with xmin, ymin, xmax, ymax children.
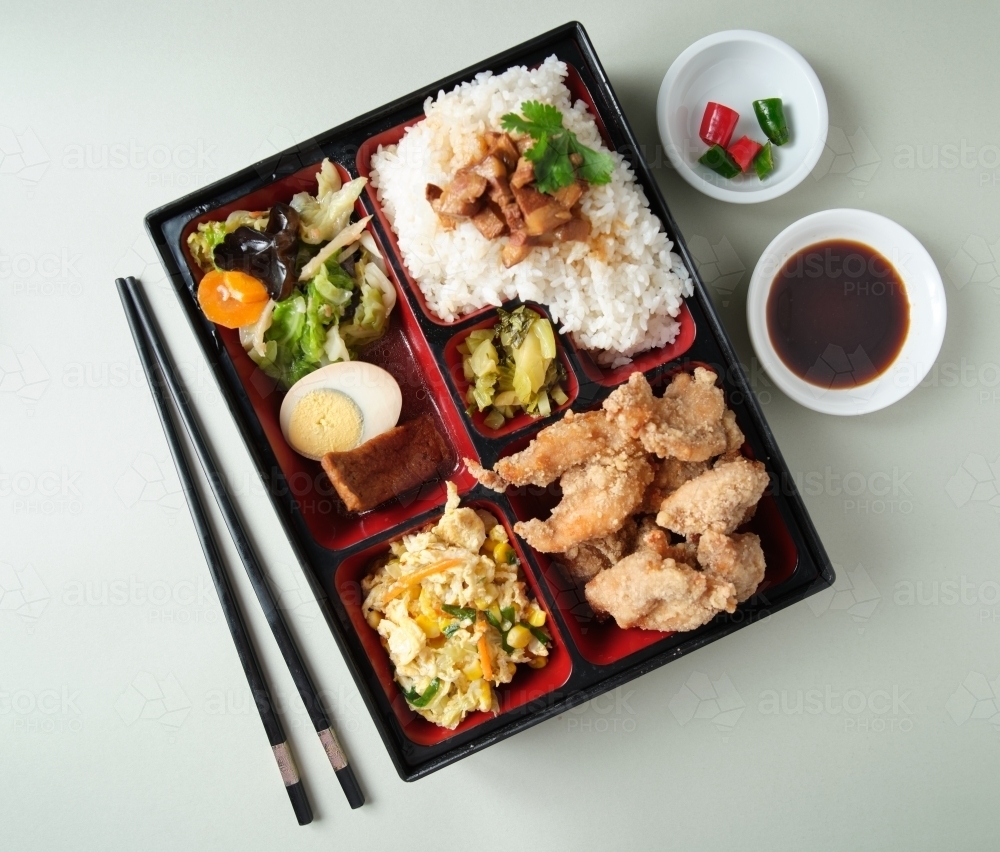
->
<box><xmin>365</xmin><ymin>611</ymin><xmax>381</xmax><ymax>630</ymax></box>
<box><xmin>528</xmin><ymin>609</ymin><xmax>546</xmax><ymax>628</ymax></box>
<box><xmin>506</xmin><ymin>624</ymin><xmax>532</xmax><ymax>649</ymax></box>
<box><xmin>415</xmin><ymin>614</ymin><xmax>441</xmax><ymax>639</ymax></box>
<box><xmin>527</xmin><ymin>656</ymin><xmax>548</xmax><ymax>669</ymax></box>
<box><xmin>492</xmin><ymin>542</ymin><xmax>515</xmax><ymax>565</ymax></box>
<box><xmin>462</xmin><ymin>661</ymin><xmax>483</xmax><ymax>681</ymax></box>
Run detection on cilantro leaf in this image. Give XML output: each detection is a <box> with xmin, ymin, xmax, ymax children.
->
<box><xmin>500</xmin><ymin>100</ymin><xmax>563</xmax><ymax>137</ymax></box>
<box><xmin>529</xmin><ymin>134</ymin><xmax>573</xmax><ymax>194</ymax></box>
<box><xmin>568</xmin><ymin>137</ymin><xmax>615</xmax><ymax>185</ymax></box>
<box><xmin>520</xmin><ymin>101</ymin><xmax>563</xmax><ymax>132</ymax></box>
<box><xmin>499</xmin><ymin>101</ymin><xmax>616</xmax><ymax>194</ymax></box>
<box><xmin>499</xmin><ymin>112</ymin><xmax>536</xmax><ymax>136</ymax></box>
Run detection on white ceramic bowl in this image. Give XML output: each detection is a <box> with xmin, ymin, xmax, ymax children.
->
<box><xmin>747</xmin><ymin>209</ymin><xmax>947</xmax><ymax>415</ymax></box>
<box><xmin>657</xmin><ymin>30</ymin><xmax>828</xmax><ymax>203</ymax></box>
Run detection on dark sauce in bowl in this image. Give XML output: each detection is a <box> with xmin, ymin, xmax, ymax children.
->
<box><xmin>766</xmin><ymin>239</ymin><xmax>910</xmax><ymax>388</ymax></box>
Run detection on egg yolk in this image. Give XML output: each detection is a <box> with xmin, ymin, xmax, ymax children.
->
<box><xmin>288</xmin><ymin>390</ymin><xmax>363</xmax><ymax>457</ymax></box>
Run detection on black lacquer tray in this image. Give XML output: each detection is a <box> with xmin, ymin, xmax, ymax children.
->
<box><xmin>145</xmin><ymin>21</ymin><xmax>834</xmax><ymax>781</ymax></box>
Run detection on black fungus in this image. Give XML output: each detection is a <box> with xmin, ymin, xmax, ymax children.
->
<box><xmin>214</xmin><ymin>203</ymin><xmax>300</xmax><ymax>301</ymax></box>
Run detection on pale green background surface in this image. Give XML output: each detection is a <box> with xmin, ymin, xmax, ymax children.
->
<box><xmin>1</xmin><ymin>1</ymin><xmax>998</xmax><ymax>849</ymax></box>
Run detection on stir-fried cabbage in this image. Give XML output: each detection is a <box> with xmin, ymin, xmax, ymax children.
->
<box><xmin>187</xmin><ymin>221</ymin><xmax>227</xmax><ymax>271</ymax></box>
<box><xmin>247</xmin><ymin>249</ymin><xmax>393</xmax><ymax>388</ymax></box>
<box><xmin>290</xmin><ymin>162</ymin><xmax>368</xmax><ymax>244</ymax></box>
<box><xmin>187</xmin><ymin>211</ymin><xmax>268</xmax><ymax>272</ymax></box>
<box><xmin>187</xmin><ymin>158</ymin><xmax>394</xmax><ymax>388</ymax></box>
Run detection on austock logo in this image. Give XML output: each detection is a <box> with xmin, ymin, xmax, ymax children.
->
<box><xmin>563</xmin><ymin>687</ymin><xmax>637</xmax><ymax>734</ymax></box>
<box><xmin>114</xmin><ymin>234</ymin><xmax>170</xmax><ymax>292</ymax></box>
<box><xmin>0</xmin><ymin>126</ymin><xmax>49</xmax><ymax>186</ymax></box>
<box><xmin>687</xmin><ymin>235</ymin><xmax>744</xmax><ymax>307</ymax></box>
<box><xmin>945</xmin><ymin>235</ymin><xmax>1000</xmax><ymax>297</ymax></box>
<box><xmin>114</xmin><ymin>453</ymin><xmax>184</xmax><ymax>521</ymax></box>
<box><xmin>812</xmin><ymin>126</ymin><xmax>881</xmax><ymax>187</ymax></box>
<box><xmin>946</xmin><ymin>673</ymin><xmax>1000</xmax><ymax>732</ymax></box>
<box><xmin>946</xmin><ymin>453</ymin><xmax>1000</xmax><ymax>513</ymax></box>
<box><xmin>758</xmin><ymin>684</ymin><xmax>914</xmax><ymax>732</ymax></box>
<box><xmin>806</xmin><ymin>563</ymin><xmax>882</xmax><ymax>632</ymax></box>
<box><xmin>115</xmin><ymin>672</ymin><xmax>191</xmax><ymax>737</ymax></box>
<box><xmin>0</xmin><ymin>563</ymin><xmax>50</xmax><ymax>633</ymax></box>
<box><xmin>668</xmin><ymin>671</ymin><xmax>746</xmax><ymax>736</ymax></box>
<box><xmin>265</xmin><ymin>561</ymin><xmax>322</xmax><ymax>632</ymax></box>
<box><xmin>2</xmin><ymin>685</ymin><xmax>84</xmax><ymax>735</ymax></box>
<box><xmin>0</xmin><ymin>345</ymin><xmax>49</xmax><ymax>410</ymax></box>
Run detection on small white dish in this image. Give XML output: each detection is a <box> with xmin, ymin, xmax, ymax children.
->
<box><xmin>746</xmin><ymin>208</ymin><xmax>947</xmax><ymax>415</ymax></box>
<box><xmin>657</xmin><ymin>30</ymin><xmax>828</xmax><ymax>203</ymax></box>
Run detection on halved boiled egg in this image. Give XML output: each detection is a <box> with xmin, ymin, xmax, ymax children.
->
<box><xmin>279</xmin><ymin>362</ymin><xmax>402</xmax><ymax>461</ymax></box>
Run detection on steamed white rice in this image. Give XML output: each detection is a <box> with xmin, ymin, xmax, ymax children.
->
<box><xmin>370</xmin><ymin>55</ymin><xmax>692</xmax><ymax>363</ymax></box>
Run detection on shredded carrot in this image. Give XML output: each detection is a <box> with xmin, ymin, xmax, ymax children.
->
<box><xmin>477</xmin><ymin>631</ymin><xmax>493</xmax><ymax>681</ymax></box>
<box><xmin>382</xmin><ymin>558</ymin><xmax>465</xmax><ymax>602</ymax></box>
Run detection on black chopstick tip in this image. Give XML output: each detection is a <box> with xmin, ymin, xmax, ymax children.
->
<box><xmin>285</xmin><ymin>781</ymin><xmax>313</xmax><ymax>826</ymax></box>
<box><xmin>335</xmin><ymin>766</ymin><xmax>365</xmax><ymax>809</ymax></box>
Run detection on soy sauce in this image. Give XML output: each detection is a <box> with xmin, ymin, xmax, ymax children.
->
<box><xmin>766</xmin><ymin>239</ymin><xmax>909</xmax><ymax>388</ymax></box>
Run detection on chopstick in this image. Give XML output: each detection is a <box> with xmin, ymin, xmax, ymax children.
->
<box><xmin>119</xmin><ymin>277</ymin><xmax>365</xmax><ymax>810</ymax></box>
<box><xmin>116</xmin><ymin>278</ymin><xmax>313</xmax><ymax>826</ymax></box>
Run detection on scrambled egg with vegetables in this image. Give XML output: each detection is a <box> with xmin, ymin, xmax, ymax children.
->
<box><xmin>362</xmin><ymin>482</ymin><xmax>551</xmax><ymax>729</ymax></box>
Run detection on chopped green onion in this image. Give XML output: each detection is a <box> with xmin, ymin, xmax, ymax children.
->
<box><xmin>403</xmin><ymin>678</ymin><xmax>441</xmax><ymax>708</ymax></box>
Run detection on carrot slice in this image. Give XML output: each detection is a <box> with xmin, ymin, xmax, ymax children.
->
<box><xmin>477</xmin><ymin>631</ymin><xmax>493</xmax><ymax>681</ymax></box>
<box><xmin>382</xmin><ymin>558</ymin><xmax>465</xmax><ymax>602</ymax></box>
<box><xmin>197</xmin><ymin>269</ymin><xmax>269</xmax><ymax>328</ymax></box>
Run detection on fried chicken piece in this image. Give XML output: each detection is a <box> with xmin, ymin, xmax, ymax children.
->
<box><xmin>514</xmin><ymin>451</ymin><xmax>653</xmax><ymax>552</ymax></box>
<box><xmin>639</xmin><ymin>457</ymin><xmax>709</xmax><ymax>513</ymax></box>
<box><xmin>633</xmin><ymin>514</ymin><xmax>699</xmax><ymax>565</ymax></box>
<box><xmin>722</xmin><ymin>409</ymin><xmax>745</xmax><ymax>453</ymax></box>
<box><xmin>585</xmin><ymin>549</ymin><xmax>736</xmax><ymax>632</ymax></box>
<box><xmin>471</xmin><ymin>409</ymin><xmax>635</xmax><ymax>489</ymax></box>
<box><xmin>560</xmin><ymin>518</ymin><xmax>637</xmax><ymax>583</ymax></box>
<box><xmin>697</xmin><ymin>530</ymin><xmax>766</xmax><ymax>603</ymax></box>
<box><xmin>656</xmin><ymin>456</ymin><xmax>769</xmax><ymax>536</ymax></box>
<box><xmin>604</xmin><ymin>368</ymin><xmax>729</xmax><ymax>461</ymax></box>
<box><xmin>463</xmin><ymin>458</ymin><xmax>509</xmax><ymax>493</ymax></box>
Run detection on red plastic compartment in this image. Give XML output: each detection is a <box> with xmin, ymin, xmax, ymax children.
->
<box><xmin>441</xmin><ymin>303</ymin><xmax>579</xmax><ymax>439</ymax></box>
<box><xmin>569</xmin><ymin>301</ymin><xmax>697</xmax><ymax>387</ymax></box>
<box><xmin>355</xmin><ymin>64</ymin><xmax>696</xmax><ymax>384</ymax></box>
<box><xmin>178</xmin><ymin>163</ymin><xmax>479</xmax><ymax>551</ymax></box>
<box><xmin>333</xmin><ymin>501</ymin><xmax>572</xmax><ymax>747</ymax></box>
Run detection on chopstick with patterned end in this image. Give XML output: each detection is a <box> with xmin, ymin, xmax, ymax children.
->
<box><xmin>123</xmin><ymin>276</ymin><xmax>365</xmax><ymax>810</ymax></box>
<box><xmin>116</xmin><ymin>278</ymin><xmax>313</xmax><ymax>826</ymax></box>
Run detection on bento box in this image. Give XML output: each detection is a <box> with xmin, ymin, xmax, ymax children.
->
<box><xmin>145</xmin><ymin>21</ymin><xmax>834</xmax><ymax>781</ymax></box>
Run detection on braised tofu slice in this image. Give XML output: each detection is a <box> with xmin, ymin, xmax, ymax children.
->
<box><xmin>320</xmin><ymin>415</ymin><xmax>450</xmax><ymax>513</ymax></box>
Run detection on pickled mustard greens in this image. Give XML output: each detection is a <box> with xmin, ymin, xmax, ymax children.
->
<box><xmin>457</xmin><ymin>306</ymin><xmax>568</xmax><ymax>429</ymax></box>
